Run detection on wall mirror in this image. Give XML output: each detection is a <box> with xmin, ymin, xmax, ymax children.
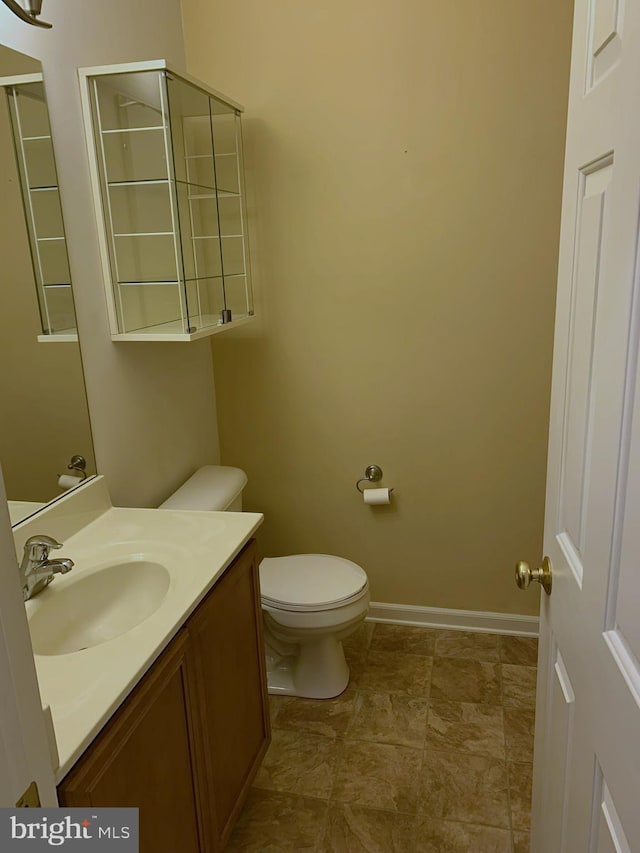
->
<box><xmin>0</xmin><ymin>42</ymin><xmax>95</xmax><ymax>525</ymax></box>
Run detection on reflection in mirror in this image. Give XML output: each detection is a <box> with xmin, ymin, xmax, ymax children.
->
<box><xmin>6</xmin><ymin>79</ymin><xmax>76</xmax><ymax>337</ymax></box>
<box><xmin>0</xmin><ymin>43</ymin><xmax>95</xmax><ymax>525</ymax></box>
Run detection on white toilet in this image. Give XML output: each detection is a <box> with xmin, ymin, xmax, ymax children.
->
<box><xmin>160</xmin><ymin>465</ymin><xmax>370</xmax><ymax>699</ymax></box>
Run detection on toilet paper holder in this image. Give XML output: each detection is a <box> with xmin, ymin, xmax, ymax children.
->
<box><xmin>356</xmin><ymin>464</ymin><xmax>385</xmax><ymax>494</ymax></box>
<box><xmin>63</xmin><ymin>454</ymin><xmax>88</xmax><ymax>481</ymax></box>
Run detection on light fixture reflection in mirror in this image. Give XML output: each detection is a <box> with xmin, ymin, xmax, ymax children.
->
<box><xmin>0</xmin><ymin>0</ymin><xmax>52</xmax><ymax>28</ymax></box>
<box><xmin>0</xmin><ymin>43</ymin><xmax>95</xmax><ymax>525</ymax></box>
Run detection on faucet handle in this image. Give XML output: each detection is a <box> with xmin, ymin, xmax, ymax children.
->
<box><xmin>24</xmin><ymin>534</ymin><xmax>63</xmax><ymax>562</ymax></box>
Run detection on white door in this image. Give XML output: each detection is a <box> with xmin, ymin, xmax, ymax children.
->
<box><xmin>528</xmin><ymin>0</ymin><xmax>640</xmax><ymax>849</ymax></box>
<box><xmin>0</xmin><ymin>471</ymin><xmax>57</xmax><ymax>807</ymax></box>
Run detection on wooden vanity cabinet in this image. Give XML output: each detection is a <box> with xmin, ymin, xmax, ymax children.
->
<box><xmin>186</xmin><ymin>540</ymin><xmax>270</xmax><ymax>849</ymax></box>
<box><xmin>58</xmin><ymin>540</ymin><xmax>270</xmax><ymax>852</ymax></box>
<box><xmin>57</xmin><ymin>631</ymin><xmax>201</xmax><ymax>850</ymax></box>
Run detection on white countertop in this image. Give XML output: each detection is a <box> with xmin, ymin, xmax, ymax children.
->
<box><xmin>9</xmin><ymin>500</ymin><xmax>46</xmax><ymax>525</ymax></box>
<box><xmin>22</xmin><ymin>496</ymin><xmax>263</xmax><ymax>782</ymax></box>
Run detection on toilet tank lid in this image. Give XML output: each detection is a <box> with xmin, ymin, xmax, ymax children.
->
<box><xmin>159</xmin><ymin>465</ymin><xmax>247</xmax><ymax>511</ymax></box>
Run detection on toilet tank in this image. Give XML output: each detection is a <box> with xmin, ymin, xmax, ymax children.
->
<box><xmin>159</xmin><ymin>466</ymin><xmax>248</xmax><ymax>512</ymax></box>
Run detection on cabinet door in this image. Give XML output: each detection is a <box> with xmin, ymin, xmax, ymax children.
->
<box><xmin>187</xmin><ymin>540</ymin><xmax>270</xmax><ymax>850</ymax></box>
<box><xmin>58</xmin><ymin>631</ymin><xmax>201</xmax><ymax>853</ymax></box>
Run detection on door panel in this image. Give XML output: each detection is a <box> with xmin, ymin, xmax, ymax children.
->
<box><xmin>537</xmin><ymin>640</ymin><xmax>576</xmax><ymax>852</ymax></box>
<box><xmin>558</xmin><ymin>156</ymin><xmax>613</xmax><ymax>581</ymax></box>
<box><xmin>610</xmin><ymin>355</ymin><xmax>640</xmax><ymax>660</ymax></box>
<box><xmin>593</xmin><ymin>774</ymin><xmax>632</xmax><ymax>853</ymax></box>
<box><xmin>587</xmin><ymin>0</ymin><xmax>623</xmax><ymax>90</ymax></box>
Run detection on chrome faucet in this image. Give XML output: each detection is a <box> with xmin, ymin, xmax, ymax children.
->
<box><xmin>20</xmin><ymin>535</ymin><xmax>74</xmax><ymax>601</ymax></box>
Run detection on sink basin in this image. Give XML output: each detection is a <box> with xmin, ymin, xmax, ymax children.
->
<box><xmin>28</xmin><ymin>560</ymin><xmax>171</xmax><ymax>656</ymax></box>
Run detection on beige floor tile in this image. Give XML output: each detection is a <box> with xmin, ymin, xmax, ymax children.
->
<box><xmin>274</xmin><ymin>687</ymin><xmax>357</xmax><ymax>738</ymax></box>
<box><xmin>332</xmin><ymin>740</ymin><xmax>423</xmax><ymax>813</ymax></box>
<box><xmin>369</xmin><ymin>623</ymin><xmax>437</xmax><ymax>656</ymax></box>
<box><xmin>502</xmin><ymin>664</ymin><xmax>537</xmax><ymax>709</ymax></box>
<box><xmin>509</xmin><ymin>761</ymin><xmax>533</xmax><ymax>831</ymax></box>
<box><xmin>430</xmin><ymin>658</ymin><xmax>502</xmax><ymax>705</ymax></box>
<box><xmin>419</xmin><ymin>749</ymin><xmax>510</xmax><ymax>828</ymax></box>
<box><xmin>344</xmin><ymin>646</ymin><xmax>368</xmax><ymax>689</ymax></box>
<box><xmin>254</xmin><ymin>729</ymin><xmax>340</xmax><ymax>799</ymax></box>
<box><xmin>319</xmin><ymin>803</ymin><xmax>414</xmax><ymax>852</ymax></box>
<box><xmin>348</xmin><ymin>691</ymin><xmax>428</xmax><ymax>748</ymax></box>
<box><xmin>225</xmin><ymin>788</ymin><xmax>328</xmax><ymax>851</ymax></box>
<box><xmin>513</xmin><ymin>830</ymin><xmax>531</xmax><ymax>853</ymax></box>
<box><xmin>235</xmin><ymin>628</ymin><xmax>540</xmax><ymax>850</ymax></box>
<box><xmin>410</xmin><ymin>815</ymin><xmax>512</xmax><ymax>852</ymax></box>
<box><xmin>426</xmin><ymin>700</ymin><xmax>505</xmax><ymax>758</ymax></box>
<box><xmin>343</xmin><ymin>621</ymin><xmax>376</xmax><ymax>654</ymax></box>
<box><xmin>269</xmin><ymin>694</ymin><xmax>286</xmax><ymax>726</ymax></box>
<box><xmin>500</xmin><ymin>635</ymin><xmax>538</xmax><ymax>666</ymax></box>
<box><xmin>359</xmin><ymin>650</ymin><xmax>432</xmax><ymax>696</ymax></box>
<box><xmin>504</xmin><ymin>707</ymin><xmax>535</xmax><ymax>762</ymax></box>
<box><xmin>435</xmin><ymin>630</ymin><xmax>501</xmax><ymax>661</ymax></box>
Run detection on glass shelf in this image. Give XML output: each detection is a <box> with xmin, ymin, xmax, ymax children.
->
<box><xmin>107</xmin><ymin>178</ymin><xmax>170</xmax><ymax>187</ymax></box>
<box><xmin>111</xmin><ymin>313</ymin><xmax>254</xmax><ymax>341</ymax></box>
<box><xmin>115</xmin><ymin>273</ymin><xmax>247</xmax><ymax>284</ymax></box>
<box><xmin>103</xmin><ymin>174</ymin><xmax>240</xmax><ymax>197</ymax></box>
<box><xmin>184</xmin><ymin>152</ymin><xmax>237</xmax><ymax>159</ymax></box>
<box><xmin>101</xmin><ymin>125</ymin><xmax>165</xmax><ymax>134</ymax></box>
<box><xmin>186</xmin><ymin>190</ymin><xmax>239</xmax><ymax>199</ymax></box>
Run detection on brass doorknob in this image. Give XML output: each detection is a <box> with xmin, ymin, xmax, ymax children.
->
<box><xmin>515</xmin><ymin>556</ymin><xmax>552</xmax><ymax>595</ymax></box>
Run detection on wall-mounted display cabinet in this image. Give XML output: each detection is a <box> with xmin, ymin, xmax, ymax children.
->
<box><xmin>79</xmin><ymin>61</ymin><xmax>254</xmax><ymax>341</ymax></box>
<box><xmin>2</xmin><ymin>73</ymin><xmax>77</xmax><ymax>341</ymax></box>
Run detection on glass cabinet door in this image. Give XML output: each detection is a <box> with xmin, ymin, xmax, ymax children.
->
<box><xmin>88</xmin><ymin>70</ymin><xmax>186</xmax><ymax>335</ymax></box>
<box><xmin>167</xmin><ymin>73</ymin><xmax>254</xmax><ymax>335</ymax></box>
<box><xmin>167</xmin><ymin>73</ymin><xmax>225</xmax><ymax>332</ymax></box>
<box><xmin>210</xmin><ymin>94</ymin><xmax>254</xmax><ymax>321</ymax></box>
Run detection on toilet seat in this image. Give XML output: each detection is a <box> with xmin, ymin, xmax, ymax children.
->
<box><xmin>260</xmin><ymin>554</ymin><xmax>368</xmax><ymax>612</ymax></box>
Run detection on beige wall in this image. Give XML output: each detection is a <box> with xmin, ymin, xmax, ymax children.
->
<box><xmin>183</xmin><ymin>0</ymin><xmax>573</xmax><ymax>615</ymax></box>
<box><xmin>0</xmin><ymin>0</ymin><xmax>220</xmax><ymax>509</ymax></box>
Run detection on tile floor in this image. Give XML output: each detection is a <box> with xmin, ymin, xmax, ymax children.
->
<box><xmin>226</xmin><ymin>624</ymin><xmax>538</xmax><ymax>852</ymax></box>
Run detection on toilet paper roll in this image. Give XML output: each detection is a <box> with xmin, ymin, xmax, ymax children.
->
<box><xmin>363</xmin><ymin>487</ymin><xmax>392</xmax><ymax>505</ymax></box>
<box><xmin>58</xmin><ymin>473</ymin><xmax>83</xmax><ymax>490</ymax></box>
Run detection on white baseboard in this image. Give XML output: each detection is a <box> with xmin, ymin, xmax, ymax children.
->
<box><xmin>367</xmin><ymin>601</ymin><xmax>539</xmax><ymax>637</ymax></box>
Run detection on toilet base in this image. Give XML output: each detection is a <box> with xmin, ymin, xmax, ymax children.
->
<box><xmin>265</xmin><ymin>634</ymin><xmax>350</xmax><ymax>699</ymax></box>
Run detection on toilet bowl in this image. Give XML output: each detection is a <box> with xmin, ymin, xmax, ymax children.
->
<box><xmin>160</xmin><ymin>466</ymin><xmax>370</xmax><ymax>699</ymax></box>
<box><xmin>261</xmin><ymin>554</ymin><xmax>369</xmax><ymax>698</ymax></box>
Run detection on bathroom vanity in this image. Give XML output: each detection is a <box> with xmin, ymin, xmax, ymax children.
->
<box><xmin>58</xmin><ymin>540</ymin><xmax>268</xmax><ymax>851</ymax></box>
<box><xmin>15</xmin><ymin>477</ymin><xmax>268</xmax><ymax>851</ymax></box>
